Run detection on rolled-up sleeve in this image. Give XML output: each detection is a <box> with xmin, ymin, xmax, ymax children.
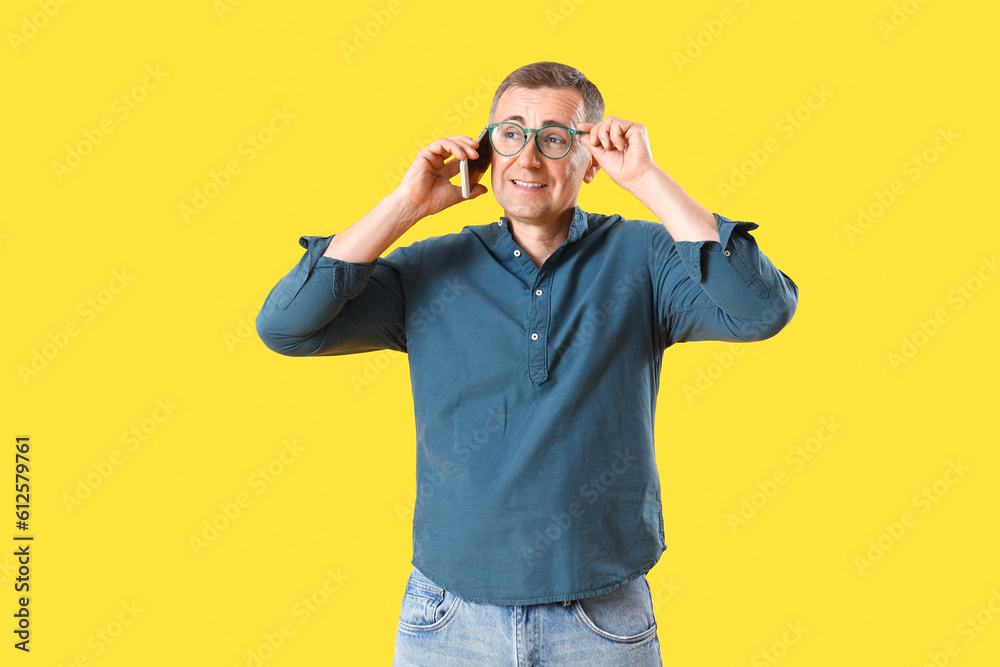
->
<box><xmin>649</xmin><ymin>213</ymin><xmax>798</xmax><ymax>346</ymax></box>
<box><xmin>255</xmin><ymin>234</ymin><xmax>417</xmax><ymax>357</ymax></box>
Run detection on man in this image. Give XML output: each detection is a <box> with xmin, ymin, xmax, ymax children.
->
<box><xmin>256</xmin><ymin>61</ymin><xmax>798</xmax><ymax>666</ymax></box>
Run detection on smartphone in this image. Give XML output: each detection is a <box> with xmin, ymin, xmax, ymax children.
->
<box><xmin>460</xmin><ymin>126</ymin><xmax>492</xmax><ymax>199</ymax></box>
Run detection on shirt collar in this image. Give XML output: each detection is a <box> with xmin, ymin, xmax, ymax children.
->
<box><xmin>566</xmin><ymin>205</ymin><xmax>589</xmax><ymax>244</ymax></box>
<box><xmin>495</xmin><ymin>205</ymin><xmax>590</xmax><ymax>246</ymax></box>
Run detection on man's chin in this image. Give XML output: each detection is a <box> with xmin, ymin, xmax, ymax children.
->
<box><xmin>501</xmin><ymin>205</ymin><xmax>544</xmax><ymax>225</ymax></box>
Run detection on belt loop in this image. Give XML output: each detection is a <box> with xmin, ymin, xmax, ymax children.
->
<box><xmin>562</xmin><ymin>599</ymin><xmax>572</xmax><ymax>607</ymax></box>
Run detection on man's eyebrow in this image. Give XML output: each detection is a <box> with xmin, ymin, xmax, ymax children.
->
<box><xmin>500</xmin><ymin>114</ymin><xmax>571</xmax><ymax>127</ymax></box>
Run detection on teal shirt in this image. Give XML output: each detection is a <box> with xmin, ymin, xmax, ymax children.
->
<box><xmin>256</xmin><ymin>206</ymin><xmax>798</xmax><ymax>605</ymax></box>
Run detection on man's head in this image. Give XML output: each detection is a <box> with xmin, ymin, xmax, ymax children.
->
<box><xmin>488</xmin><ymin>61</ymin><xmax>604</xmax><ymax>126</ymax></box>
<box><xmin>487</xmin><ymin>62</ymin><xmax>605</xmax><ymax>229</ymax></box>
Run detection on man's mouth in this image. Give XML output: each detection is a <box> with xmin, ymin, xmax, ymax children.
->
<box><xmin>512</xmin><ymin>180</ymin><xmax>547</xmax><ymax>189</ymax></box>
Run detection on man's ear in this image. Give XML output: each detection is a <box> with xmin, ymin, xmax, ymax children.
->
<box><xmin>582</xmin><ymin>155</ymin><xmax>601</xmax><ymax>184</ymax></box>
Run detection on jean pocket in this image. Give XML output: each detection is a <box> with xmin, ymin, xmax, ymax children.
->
<box><xmin>397</xmin><ymin>568</ymin><xmax>462</xmax><ymax>634</ymax></box>
<box><xmin>574</xmin><ymin>575</ymin><xmax>658</xmax><ymax>643</ymax></box>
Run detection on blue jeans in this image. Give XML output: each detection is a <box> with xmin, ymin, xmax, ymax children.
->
<box><xmin>392</xmin><ymin>566</ymin><xmax>663</xmax><ymax>666</ymax></box>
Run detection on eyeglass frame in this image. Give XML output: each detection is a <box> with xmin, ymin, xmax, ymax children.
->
<box><xmin>485</xmin><ymin>121</ymin><xmax>585</xmax><ymax>160</ymax></box>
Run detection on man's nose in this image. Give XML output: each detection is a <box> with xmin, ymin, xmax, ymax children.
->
<box><xmin>516</xmin><ymin>137</ymin><xmax>543</xmax><ymax>167</ymax></box>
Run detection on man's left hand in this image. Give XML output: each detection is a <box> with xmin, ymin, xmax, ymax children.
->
<box><xmin>576</xmin><ymin>116</ymin><xmax>658</xmax><ymax>193</ymax></box>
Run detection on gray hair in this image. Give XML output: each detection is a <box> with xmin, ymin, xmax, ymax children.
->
<box><xmin>488</xmin><ymin>61</ymin><xmax>604</xmax><ymax>125</ymax></box>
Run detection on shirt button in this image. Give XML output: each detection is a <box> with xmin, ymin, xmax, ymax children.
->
<box><xmin>514</xmin><ymin>250</ymin><xmax>521</xmax><ymax>257</ymax></box>
<box><xmin>535</xmin><ymin>289</ymin><xmax>543</xmax><ymax>296</ymax></box>
<box><xmin>724</xmin><ymin>250</ymin><xmax>731</xmax><ymax>257</ymax></box>
<box><xmin>530</xmin><ymin>333</ymin><xmax>539</xmax><ymax>340</ymax></box>
<box><xmin>498</xmin><ymin>221</ymin><xmax>502</xmax><ymax>226</ymax></box>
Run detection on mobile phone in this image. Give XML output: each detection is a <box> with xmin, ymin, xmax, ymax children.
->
<box><xmin>460</xmin><ymin>127</ymin><xmax>491</xmax><ymax>199</ymax></box>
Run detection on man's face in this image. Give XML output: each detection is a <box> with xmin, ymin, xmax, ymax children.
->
<box><xmin>489</xmin><ymin>86</ymin><xmax>600</xmax><ymax>227</ymax></box>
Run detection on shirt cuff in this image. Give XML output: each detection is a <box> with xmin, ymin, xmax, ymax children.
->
<box><xmin>296</xmin><ymin>235</ymin><xmax>377</xmax><ymax>302</ymax></box>
<box><xmin>674</xmin><ymin>214</ymin><xmax>761</xmax><ymax>283</ymax></box>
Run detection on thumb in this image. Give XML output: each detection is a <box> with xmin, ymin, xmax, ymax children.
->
<box><xmin>469</xmin><ymin>183</ymin><xmax>488</xmax><ymax>199</ymax></box>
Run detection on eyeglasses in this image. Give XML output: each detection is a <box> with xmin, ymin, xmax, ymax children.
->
<box><xmin>486</xmin><ymin>121</ymin><xmax>584</xmax><ymax>160</ymax></box>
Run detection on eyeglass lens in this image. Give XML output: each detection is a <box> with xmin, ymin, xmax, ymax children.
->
<box><xmin>490</xmin><ymin>123</ymin><xmax>573</xmax><ymax>159</ymax></box>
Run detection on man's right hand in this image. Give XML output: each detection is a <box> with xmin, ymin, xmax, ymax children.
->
<box><xmin>392</xmin><ymin>135</ymin><xmax>489</xmax><ymax>222</ymax></box>
<box><xmin>322</xmin><ymin>135</ymin><xmax>489</xmax><ymax>264</ymax></box>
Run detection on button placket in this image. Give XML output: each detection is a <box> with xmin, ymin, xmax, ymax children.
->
<box><xmin>496</xmin><ymin>216</ymin><xmax>540</xmax><ymax>280</ymax></box>
<box><xmin>526</xmin><ymin>270</ymin><xmax>553</xmax><ymax>385</ymax></box>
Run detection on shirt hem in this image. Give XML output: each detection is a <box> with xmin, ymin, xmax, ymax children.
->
<box><xmin>411</xmin><ymin>553</ymin><xmax>664</xmax><ymax>606</ymax></box>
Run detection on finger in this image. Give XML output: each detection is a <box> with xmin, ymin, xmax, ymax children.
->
<box><xmin>584</xmin><ymin>116</ymin><xmax>604</xmax><ymax>149</ymax></box>
<box><xmin>610</xmin><ymin>121</ymin><xmax>627</xmax><ymax>151</ymax></box>
<box><xmin>468</xmin><ymin>183</ymin><xmax>488</xmax><ymax>199</ymax></box>
<box><xmin>447</xmin><ymin>134</ymin><xmax>482</xmax><ymax>153</ymax></box>
<box><xmin>443</xmin><ymin>157</ymin><xmax>463</xmax><ymax>179</ymax></box>
<box><xmin>455</xmin><ymin>137</ymin><xmax>480</xmax><ymax>159</ymax></box>
<box><xmin>424</xmin><ymin>137</ymin><xmax>474</xmax><ymax>163</ymax></box>
<box><xmin>579</xmin><ymin>121</ymin><xmax>600</xmax><ymax>146</ymax></box>
<box><xmin>414</xmin><ymin>147</ymin><xmax>447</xmax><ymax>172</ymax></box>
<box><xmin>438</xmin><ymin>138</ymin><xmax>474</xmax><ymax>161</ymax></box>
<box><xmin>577</xmin><ymin>133</ymin><xmax>602</xmax><ymax>156</ymax></box>
<box><xmin>415</xmin><ymin>140</ymin><xmax>454</xmax><ymax>169</ymax></box>
<box><xmin>596</xmin><ymin>118</ymin><xmax>614</xmax><ymax>149</ymax></box>
<box><xmin>590</xmin><ymin>120</ymin><xmax>604</xmax><ymax>146</ymax></box>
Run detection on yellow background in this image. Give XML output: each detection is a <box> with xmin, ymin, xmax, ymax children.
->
<box><xmin>3</xmin><ymin>0</ymin><xmax>998</xmax><ymax>664</ymax></box>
